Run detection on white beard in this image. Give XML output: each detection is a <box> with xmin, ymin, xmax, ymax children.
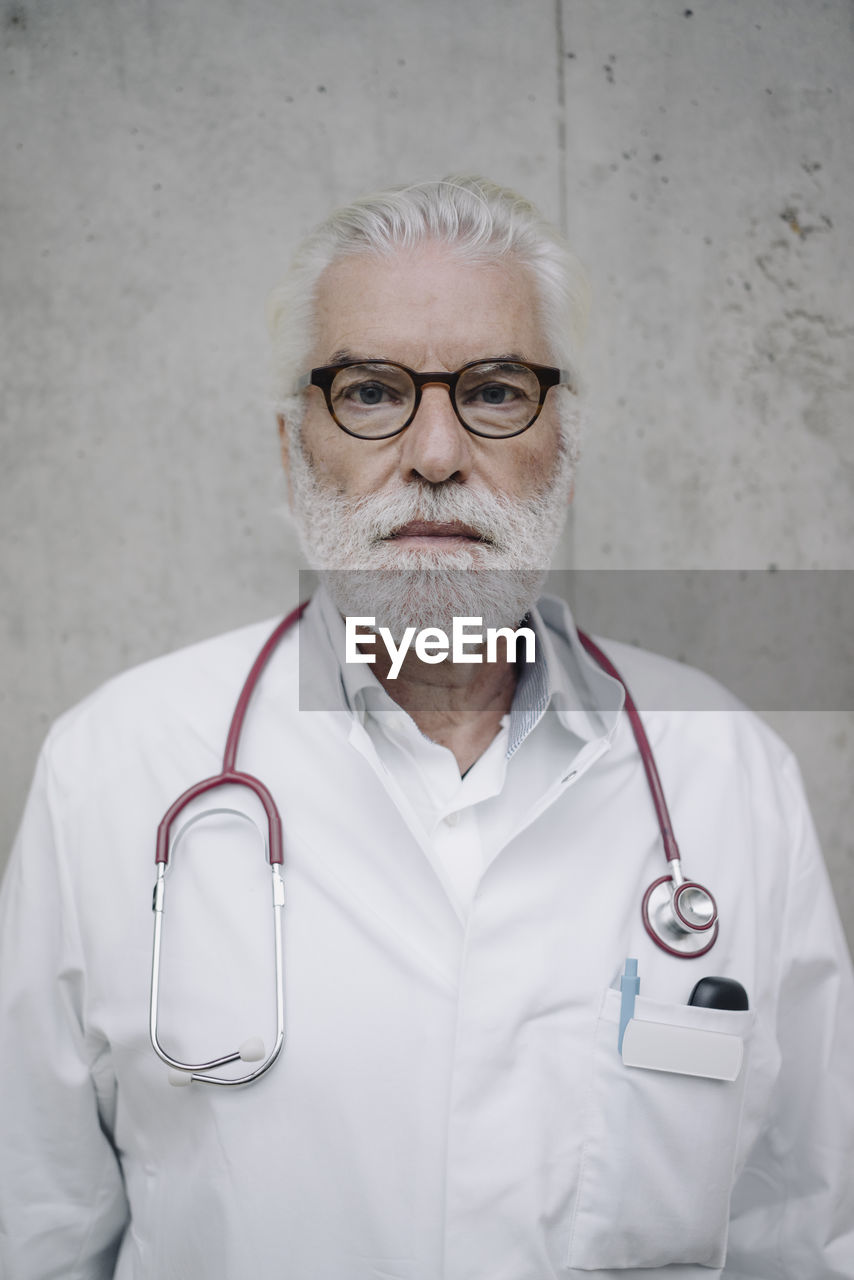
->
<box><xmin>286</xmin><ymin>429</ymin><xmax>573</xmax><ymax>641</ymax></box>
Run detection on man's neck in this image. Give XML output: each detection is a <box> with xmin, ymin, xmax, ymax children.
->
<box><xmin>370</xmin><ymin>649</ymin><xmax>517</xmax><ymax>776</ymax></box>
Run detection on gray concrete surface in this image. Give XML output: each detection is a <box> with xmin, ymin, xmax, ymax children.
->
<box><xmin>1</xmin><ymin>0</ymin><xmax>852</xmax><ymax>948</ymax></box>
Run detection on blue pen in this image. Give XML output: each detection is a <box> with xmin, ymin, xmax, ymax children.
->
<box><xmin>618</xmin><ymin>958</ymin><xmax>640</xmax><ymax>1053</ymax></box>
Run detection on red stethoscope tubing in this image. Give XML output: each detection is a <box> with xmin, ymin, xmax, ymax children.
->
<box><xmin>577</xmin><ymin>630</ymin><xmax>719</xmax><ymax>959</ymax></box>
<box><xmin>575</xmin><ymin>630</ymin><xmax>681</xmax><ymax>864</ymax></box>
<box><xmin>155</xmin><ymin>602</ymin><xmax>719</xmax><ymax>956</ymax></box>
<box><xmin>155</xmin><ymin>601</ymin><xmax>308</xmax><ymax>867</ymax></box>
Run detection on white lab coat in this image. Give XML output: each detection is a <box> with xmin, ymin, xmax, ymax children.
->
<box><xmin>1</xmin><ymin>595</ymin><xmax>852</xmax><ymax>1279</ymax></box>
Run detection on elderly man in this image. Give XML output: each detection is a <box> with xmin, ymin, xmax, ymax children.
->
<box><xmin>1</xmin><ymin>177</ymin><xmax>852</xmax><ymax>1279</ymax></box>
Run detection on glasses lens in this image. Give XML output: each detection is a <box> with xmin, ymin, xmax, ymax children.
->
<box><xmin>330</xmin><ymin>364</ymin><xmax>415</xmax><ymax>437</ymax></box>
<box><xmin>455</xmin><ymin>362</ymin><xmax>541</xmax><ymax>436</ymax></box>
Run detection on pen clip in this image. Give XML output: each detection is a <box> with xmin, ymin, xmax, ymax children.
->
<box><xmin>618</xmin><ymin>958</ymin><xmax>640</xmax><ymax>1053</ymax></box>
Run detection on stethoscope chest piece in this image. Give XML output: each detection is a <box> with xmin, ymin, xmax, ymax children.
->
<box><xmin>642</xmin><ymin>874</ymin><xmax>719</xmax><ymax>958</ymax></box>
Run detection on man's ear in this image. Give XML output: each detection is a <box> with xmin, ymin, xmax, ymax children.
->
<box><xmin>277</xmin><ymin>414</ymin><xmax>294</xmax><ymax>507</ymax></box>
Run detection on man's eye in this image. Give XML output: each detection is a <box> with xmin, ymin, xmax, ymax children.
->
<box><xmin>469</xmin><ymin>382</ymin><xmax>519</xmax><ymax>406</ymax></box>
<box><xmin>346</xmin><ymin>381</ymin><xmax>396</xmax><ymax>406</ymax></box>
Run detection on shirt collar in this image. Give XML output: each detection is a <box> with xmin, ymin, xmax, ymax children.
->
<box><xmin>310</xmin><ymin>585</ymin><xmax>624</xmax><ymax>758</ymax></box>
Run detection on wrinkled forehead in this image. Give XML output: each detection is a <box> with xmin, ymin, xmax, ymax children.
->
<box><xmin>310</xmin><ymin>244</ymin><xmax>551</xmax><ymax>369</ymax></box>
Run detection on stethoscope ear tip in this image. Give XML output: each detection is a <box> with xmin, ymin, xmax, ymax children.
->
<box><xmin>239</xmin><ymin>1037</ymin><xmax>266</xmax><ymax>1063</ymax></box>
<box><xmin>163</xmin><ymin>1038</ymin><xmax>266</xmax><ymax>1085</ymax></box>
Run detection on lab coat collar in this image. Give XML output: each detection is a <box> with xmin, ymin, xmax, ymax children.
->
<box><xmin>304</xmin><ymin>585</ymin><xmax>624</xmax><ymax>755</ymax></box>
<box><xmin>535</xmin><ymin>594</ymin><xmax>625</xmax><ymax>745</ymax></box>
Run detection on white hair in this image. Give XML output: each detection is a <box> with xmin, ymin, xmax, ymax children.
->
<box><xmin>266</xmin><ymin>175</ymin><xmax>591</xmax><ymax>453</ymax></box>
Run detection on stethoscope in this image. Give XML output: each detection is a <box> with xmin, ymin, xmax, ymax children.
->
<box><xmin>149</xmin><ymin>601</ymin><xmax>719</xmax><ymax>1087</ymax></box>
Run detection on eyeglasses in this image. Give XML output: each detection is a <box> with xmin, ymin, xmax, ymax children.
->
<box><xmin>296</xmin><ymin>359</ymin><xmax>574</xmax><ymax>440</ymax></box>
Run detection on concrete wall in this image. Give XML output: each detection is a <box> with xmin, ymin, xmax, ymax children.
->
<box><xmin>2</xmin><ymin>0</ymin><xmax>852</xmax><ymax>947</ymax></box>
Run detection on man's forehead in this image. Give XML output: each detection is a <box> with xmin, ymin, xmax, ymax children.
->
<box><xmin>311</xmin><ymin>245</ymin><xmax>550</xmax><ymax>367</ymax></box>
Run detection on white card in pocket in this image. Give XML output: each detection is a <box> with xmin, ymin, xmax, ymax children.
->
<box><xmin>621</xmin><ymin>1016</ymin><xmax>744</xmax><ymax>1081</ymax></box>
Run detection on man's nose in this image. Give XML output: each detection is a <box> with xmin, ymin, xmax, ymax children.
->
<box><xmin>397</xmin><ymin>383</ymin><xmax>473</xmax><ymax>485</ymax></box>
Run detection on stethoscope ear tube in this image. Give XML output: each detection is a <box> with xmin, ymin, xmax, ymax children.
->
<box><xmin>155</xmin><ymin>771</ymin><xmax>284</xmax><ymax>867</ymax></box>
<box><xmin>150</xmin><ymin>804</ymin><xmax>286</xmax><ymax>1085</ymax></box>
<box><xmin>150</xmin><ymin>602</ymin><xmax>306</xmax><ymax>1088</ymax></box>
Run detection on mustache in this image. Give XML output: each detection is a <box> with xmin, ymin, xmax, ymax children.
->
<box><xmin>348</xmin><ymin>482</ymin><xmax>519</xmax><ymax>548</ymax></box>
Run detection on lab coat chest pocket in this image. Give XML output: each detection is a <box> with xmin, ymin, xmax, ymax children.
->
<box><xmin>567</xmin><ymin>989</ymin><xmax>754</xmax><ymax>1271</ymax></box>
